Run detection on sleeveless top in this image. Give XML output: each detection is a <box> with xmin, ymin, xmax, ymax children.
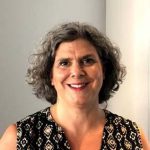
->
<box><xmin>16</xmin><ymin>107</ymin><xmax>143</xmax><ymax>150</ymax></box>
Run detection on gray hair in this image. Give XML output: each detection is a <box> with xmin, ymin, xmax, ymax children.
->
<box><xmin>26</xmin><ymin>22</ymin><xmax>126</xmax><ymax>104</ymax></box>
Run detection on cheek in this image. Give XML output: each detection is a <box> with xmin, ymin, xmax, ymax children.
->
<box><xmin>91</xmin><ymin>65</ymin><xmax>104</xmax><ymax>78</ymax></box>
<box><xmin>92</xmin><ymin>68</ymin><xmax>104</xmax><ymax>87</ymax></box>
<box><xmin>95</xmin><ymin>73</ymin><xmax>103</xmax><ymax>85</ymax></box>
<box><xmin>51</xmin><ymin>69</ymin><xmax>69</xmax><ymax>86</ymax></box>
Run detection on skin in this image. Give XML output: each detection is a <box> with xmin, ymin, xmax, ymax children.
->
<box><xmin>0</xmin><ymin>38</ymin><xmax>149</xmax><ymax>149</ymax></box>
<box><xmin>51</xmin><ymin>38</ymin><xmax>105</xmax><ymax>149</ymax></box>
<box><xmin>51</xmin><ymin>38</ymin><xmax>104</xmax><ymax>108</ymax></box>
<box><xmin>0</xmin><ymin>124</ymin><xmax>16</xmax><ymax>150</ymax></box>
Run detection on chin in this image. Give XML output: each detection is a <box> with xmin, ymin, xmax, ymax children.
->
<box><xmin>68</xmin><ymin>97</ymin><xmax>92</xmax><ymax>107</ymax></box>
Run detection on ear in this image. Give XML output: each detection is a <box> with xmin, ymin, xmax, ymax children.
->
<box><xmin>50</xmin><ymin>73</ymin><xmax>54</xmax><ymax>86</ymax></box>
<box><xmin>51</xmin><ymin>79</ymin><xmax>54</xmax><ymax>86</ymax></box>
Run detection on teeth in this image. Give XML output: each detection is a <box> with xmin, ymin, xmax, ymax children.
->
<box><xmin>70</xmin><ymin>84</ymin><xmax>86</xmax><ymax>88</ymax></box>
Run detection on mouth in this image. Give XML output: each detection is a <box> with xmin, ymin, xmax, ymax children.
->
<box><xmin>67</xmin><ymin>82</ymin><xmax>89</xmax><ymax>90</ymax></box>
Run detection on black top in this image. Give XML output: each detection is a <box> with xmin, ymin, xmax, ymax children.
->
<box><xmin>16</xmin><ymin>107</ymin><xmax>143</xmax><ymax>150</ymax></box>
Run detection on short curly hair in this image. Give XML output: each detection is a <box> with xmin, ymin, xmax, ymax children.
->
<box><xmin>26</xmin><ymin>22</ymin><xmax>126</xmax><ymax>104</ymax></box>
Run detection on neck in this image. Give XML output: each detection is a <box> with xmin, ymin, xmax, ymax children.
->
<box><xmin>50</xmin><ymin>101</ymin><xmax>104</xmax><ymax>135</ymax></box>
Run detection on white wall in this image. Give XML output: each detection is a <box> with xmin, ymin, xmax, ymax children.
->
<box><xmin>106</xmin><ymin>0</ymin><xmax>150</xmax><ymax>138</ymax></box>
<box><xmin>0</xmin><ymin>0</ymin><xmax>106</xmax><ymax>136</ymax></box>
<box><xmin>1</xmin><ymin>0</ymin><xmax>149</xmax><ymax>140</ymax></box>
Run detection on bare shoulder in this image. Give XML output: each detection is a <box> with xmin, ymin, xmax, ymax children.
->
<box><xmin>0</xmin><ymin>124</ymin><xmax>17</xmax><ymax>150</ymax></box>
<box><xmin>139</xmin><ymin>128</ymin><xmax>150</xmax><ymax>150</ymax></box>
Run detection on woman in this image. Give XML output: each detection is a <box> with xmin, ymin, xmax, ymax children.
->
<box><xmin>0</xmin><ymin>22</ymin><xmax>149</xmax><ymax>150</ymax></box>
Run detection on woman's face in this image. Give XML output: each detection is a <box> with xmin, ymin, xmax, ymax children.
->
<box><xmin>51</xmin><ymin>38</ymin><xmax>104</xmax><ymax>107</ymax></box>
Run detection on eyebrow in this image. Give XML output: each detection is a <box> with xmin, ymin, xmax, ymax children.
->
<box><xmin>81</xmin><ymin>54</ymin><xmax>96</xmax><ymax>60</ymax></box>
<box><xmin>56</xmin><ymin>54</ymin><xmax>97</xmax><ymax>62</ymax></box>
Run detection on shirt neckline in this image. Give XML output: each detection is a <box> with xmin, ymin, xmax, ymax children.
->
<box><xmin>45</xmin><ymin>106</ymin><xmax>110</xmax><ymax>141</ymax></box>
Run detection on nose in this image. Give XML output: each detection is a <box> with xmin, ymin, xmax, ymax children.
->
<box><xmin>70</xmin><ymin>62</ymin><xmax>86</xmax><ymax>78</ymax></box>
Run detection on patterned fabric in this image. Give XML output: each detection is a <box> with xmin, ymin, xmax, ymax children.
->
<box><xmin>16</xmin><ymin>107</ymin><xmax>143</xmax><ymax>150</ymax></box>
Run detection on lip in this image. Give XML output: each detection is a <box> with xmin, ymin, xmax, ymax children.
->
<box><xmin>67</xmin><ymin>82</ymin><xmax>89</xmax><ymax>91</ymax></box>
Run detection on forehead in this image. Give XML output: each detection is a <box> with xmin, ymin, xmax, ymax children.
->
<box><xmin>55</xmin><ymin>39</ymin><xmax>99</xmax><ymax>59</ymax></box>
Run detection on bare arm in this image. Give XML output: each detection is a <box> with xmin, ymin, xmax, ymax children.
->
<box><xmin>140</xmin><ymin>128</ymin><xmax>150</xmax><ymax>150</ymax></box>
<box><xmin>0</xmin><ymin>124</ymin><xmax>17</xmax><ymax>150</ymax></box>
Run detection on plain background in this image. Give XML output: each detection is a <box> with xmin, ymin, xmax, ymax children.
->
<box><xmin>0</xmin><ymin>0</ymin><xmax>149</xmax><ymax>139</ymax></box>
<box><xmin>0</xmin><ymin>0</ymin><xmax>106</xmax><ymax>136</ymax></box>
<box><xmin>106</xmin><ymin>0</ymin><xmax>150</xmax><ymax>140</ymax></box>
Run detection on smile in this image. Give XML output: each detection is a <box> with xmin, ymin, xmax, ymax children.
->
<box><xmin>68</xmin><ymin>83</ymin><xmax>89</xmax><ymax>89</ymax></box>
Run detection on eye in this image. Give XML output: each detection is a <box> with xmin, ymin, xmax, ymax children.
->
<box><xmin>81</xmin><ymin>57</ymin><xmax>96</xmax><ymax>66</ymax></box>
<box><xmin>58</xmin><ymin>59</ymin><xmax>70</xmax><ymax>67</ymax></box>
